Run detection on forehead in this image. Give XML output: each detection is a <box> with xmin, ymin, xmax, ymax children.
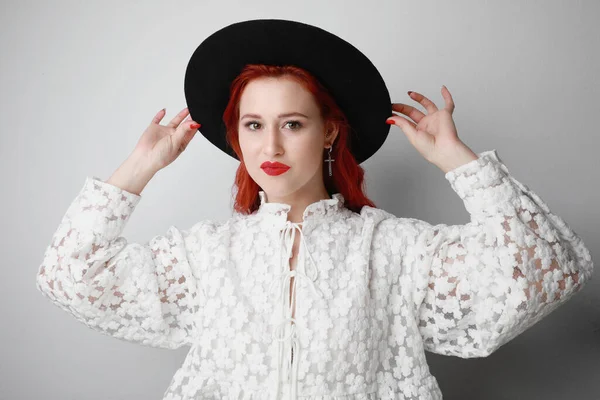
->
<box><xmin>239</xmin><ymin>77</ymin><xmax>317</xmax><ymax>113</ymax></box>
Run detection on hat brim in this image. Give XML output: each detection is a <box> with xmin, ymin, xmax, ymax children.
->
<box><xmin>184</xmin><ymin>18</ymin><xmax>391</xmax><ymax>164</ymax></box>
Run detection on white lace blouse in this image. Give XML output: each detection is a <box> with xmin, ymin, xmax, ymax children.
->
<box><xmin>36</xmin><ymin>149</ymin><xmax>594</xmax><ymax>400</ymax></box>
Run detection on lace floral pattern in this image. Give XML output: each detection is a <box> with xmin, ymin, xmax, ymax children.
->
<box><xmin>36</xmin><ymin>149</ymin><xmax>594</xmax><ymax>399</ymax></box>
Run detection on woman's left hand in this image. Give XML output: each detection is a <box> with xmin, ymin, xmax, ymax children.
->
<box><xmin>387</xmin><ymin>85</ymin><xmax>478</xmax><ymax>173</ymax></box>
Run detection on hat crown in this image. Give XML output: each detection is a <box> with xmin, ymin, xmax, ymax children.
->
<box><xmin>184</xmin><ymin>18</ymin><xmax>392</xmax><ymax>165</ymax></box>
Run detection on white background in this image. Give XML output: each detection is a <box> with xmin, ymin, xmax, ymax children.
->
<box><xmin>2</xmin><ymin>0</ymin><xmax>598</xmax><ymax>398</ymax></box>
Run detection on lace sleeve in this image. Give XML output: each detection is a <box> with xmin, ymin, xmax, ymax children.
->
<box><xmin>36</xmin><ymin>176</ymin><xmax>205</xmax><ymax>350</ymax></box>
<box><xmin>399</xmin><ymin>150</ymin><xmax>593</xmax><ymax>358</ymax></box>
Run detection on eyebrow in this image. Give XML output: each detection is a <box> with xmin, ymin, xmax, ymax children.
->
<box><xmin>240</xmin><ymin>112</ymin><xmax>309</xmax><ymax>120</ymax></box>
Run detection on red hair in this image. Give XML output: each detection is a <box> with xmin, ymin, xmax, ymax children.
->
<box><xmin>222</xmin><ymin>64</ymin><xmax>376</xmax><ymax>215</ymax></box>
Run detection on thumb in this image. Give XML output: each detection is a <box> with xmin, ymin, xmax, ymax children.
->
<box><xmin>173</xmin><ymin>121</ymin><xmax>201</xmax><ymax>152</ymax></box>
<box><xmin>389</xmin><ymin>116</ymin><xmax>435</xmax><ymax>156</ymax></box>
<box><xmin>388</xmin><ymin>116</ymin><xmax>417</xmax><ymax>144</ymax></box>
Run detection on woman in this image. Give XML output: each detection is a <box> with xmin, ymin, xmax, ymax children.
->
<box><xmin>36</xmin><ymin>19</ymin><xmax>594</xmax><ymax>400</ymax></box>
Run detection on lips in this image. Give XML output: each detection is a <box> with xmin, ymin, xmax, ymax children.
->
<box><xmin>261</xmin><ymin>161</ymin><xmax>290</xmax><ymax>176</ymax></box>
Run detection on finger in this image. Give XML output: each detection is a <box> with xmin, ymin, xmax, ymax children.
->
<box><xmin>176</xmin><ymin>130</ymin><xmax>195</xmax><ymax>154</ymax></box>
<box><xmin>389</xmin><ymin>115</ymin><xmax>435</xmax><ymax>157</ymax></box>
<box><xmin>441</xmin><ymin>85</ymin><xmax>455</xmax><ymax>114</ymax></box>
<box><xmin>177</xmin><ymin>134</ymin><xmax>192</xmax><ymax>153</ymax></box>
<box><xmin>408</xmin><ymin>91</ymin><xmax>439</xmax><ymax>114</ymax></box>
<box><xmin>172</xmin><ymin>121</ymin><xmax>199</xmax><ymax>152</ymax></box>
<box><xmin>151</xmin><ymin>108</ymin><xmax>166</xmax><ymax>124</ymax></box>
<box><xmin>167</xmin><ymin>107</ymin><xmax>191</xmax><ymax>128</ymax></box>
<box><xmin>387</xmin><ymin>115</ymin><xmax>418</xmax><ymax>142</ymax></box>
<box><xmin>391</xmin><ymin>103</ymin><xmax>426</xmax><ymax>124</ymax></box>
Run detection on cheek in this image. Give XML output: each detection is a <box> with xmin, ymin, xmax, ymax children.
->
<box><xmin>238</xmin><ymin>136</ymin><xmax>255</xmax><ymax>158</ymax></box>
<box><xmin>298</xmin><ymin>134</ymin><xmax>324</xmax><ymax>155</ymax></box>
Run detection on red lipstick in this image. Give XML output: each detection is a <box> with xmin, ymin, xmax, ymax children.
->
<box><xmin>261</xmin><ymin>161</ymin><xmax>290</xmax><ymax>176</ymax></box>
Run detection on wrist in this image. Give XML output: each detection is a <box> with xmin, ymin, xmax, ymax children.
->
<box><xmin>435</xmin><ymin>144</ymin><xmax>479</xmax><ymax>174</ymax></box>
<box><xmin>106</xmin><ymin>153</ymin><xmax>156</xmax><ymax>195</ymax></box>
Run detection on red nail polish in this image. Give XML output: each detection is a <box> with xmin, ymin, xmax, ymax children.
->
<box><xmin>386</xmin><ymin>119</ymin><xmax>394</xmax><ymax>125</ymax></box>
<box><xmin>190</xmin><ymin>123</ymin><xmax>201</xmax><ymax>129</ymax></box>
<box><xmin>407</xmin><ymin>91</ymin><xmax>413</xmax><ymax>95</ymax></box>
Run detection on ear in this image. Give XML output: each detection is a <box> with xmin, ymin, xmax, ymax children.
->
<box><xmin>325</xmin><ymin>122</ymin><xmax>340</xmax><ymax>147</ymax></box>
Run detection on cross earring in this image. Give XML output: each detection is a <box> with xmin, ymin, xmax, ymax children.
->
<box><xmin>324</xmin><ymin>146</ymin><xmax>335</xmax><ymax>177</ymax></box>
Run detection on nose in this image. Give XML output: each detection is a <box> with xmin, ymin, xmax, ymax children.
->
<box><xmin>262</xmin><ymin>124</ymin><xmax>284</xmax><ymax>157</ymax></box>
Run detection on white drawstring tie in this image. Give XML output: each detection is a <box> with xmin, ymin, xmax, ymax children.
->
<box><xmin>270</xmin><ymin>220</ymin><xmax>322</xmax><ymax>400</ymax></box>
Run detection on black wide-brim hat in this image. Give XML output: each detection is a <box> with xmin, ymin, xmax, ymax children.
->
<box><xmin>184</xmin><ymin>18</ymin><xmax>391</xmax><ymax>164</ymax></box>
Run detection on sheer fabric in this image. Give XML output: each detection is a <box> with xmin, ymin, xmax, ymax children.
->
<box><xmin>36</xmin><ymin>149</ymin><xmax>593</xmax><ymax>399</ymax></box>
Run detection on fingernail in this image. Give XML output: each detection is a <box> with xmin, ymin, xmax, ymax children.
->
<box><xmin>386</xmin><ymin>119</ymin><xmax>394</xmax><ymax>125</ymax></box>
<box><xmin>407</xmin><ymin>91</ymin><xmax>413</xmax><ymax>95</ymax></box>
<box><xmin>190</xmin><ymin>123</ymin><xmax>201</xmax><ymax>129</ymax></box>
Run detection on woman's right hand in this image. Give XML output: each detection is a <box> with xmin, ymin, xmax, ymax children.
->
<box><xmin>132</xmin><ymin>107</ymin><xmax>201</xmax><ymax>173</ymax></box>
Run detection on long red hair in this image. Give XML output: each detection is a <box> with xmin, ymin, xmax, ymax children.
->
<box><xmin>222</xmin><ymin>64</ymin><xmax>376</xmax><ymax>215</ymax></box>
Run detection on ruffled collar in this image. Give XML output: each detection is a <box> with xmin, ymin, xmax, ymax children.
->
<box><xmin>256</xmin><ymin>190</ymin><xmax>345</xmax><ymax>220</ymax></box>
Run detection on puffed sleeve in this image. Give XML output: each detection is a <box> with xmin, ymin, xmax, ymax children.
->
<box><xmin>36</xmin><ymin>176</ymin><xmax>207</xmax><ymax>350</ymax></box>
<box><xmin>399</xmin><ymin>150</ymin><xmax>593</xmax><ymax>358</ymax></box>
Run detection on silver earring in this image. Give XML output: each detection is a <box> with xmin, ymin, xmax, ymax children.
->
<box><xmin>324</xmin><ymin>146</ymin><xmax>335</xmax><ymax>177</ymax></box>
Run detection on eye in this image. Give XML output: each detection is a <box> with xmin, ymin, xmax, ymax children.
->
<box><xmin>285</xmin><ymin>120</ymin><xmax>303</xmax><ymax>130</ymax></box>
<box><xmin>243</xmin><ymin>120</ymin><xmax>303</xmax><ymax>131</ymax></box>
<box><xmin>245</xmin><ymin>121</ymin><xmax>260</xmax><ymax>130</ymax></box>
